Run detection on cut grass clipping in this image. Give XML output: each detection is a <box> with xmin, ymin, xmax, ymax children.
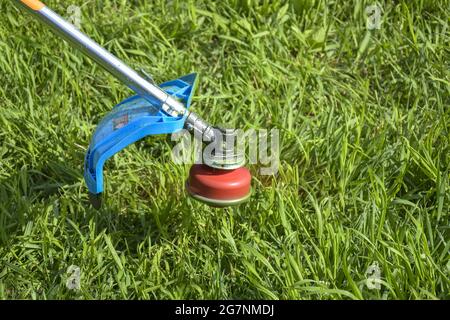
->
<box><xmin>0</xmin><ymin>0</ymin><xmax>449</xmax><ymax>299</ymax></box>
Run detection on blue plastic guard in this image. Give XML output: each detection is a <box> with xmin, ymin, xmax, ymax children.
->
<box><xmin>84</xmin><ymin>73</ymin><xmax>197</xmax><ymax>194</ymax></box>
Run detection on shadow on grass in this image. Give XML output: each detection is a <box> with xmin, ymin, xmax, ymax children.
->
<box><xmin>0</xmin><ymin>159</ymin><xmax>177</xmax><ymax>249</ymax></box>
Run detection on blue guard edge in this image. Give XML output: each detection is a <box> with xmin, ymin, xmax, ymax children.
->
<box><xmin>84</xmin><ymin>73</ymin><xmax>197</xmax><ymax>196</ymax></box>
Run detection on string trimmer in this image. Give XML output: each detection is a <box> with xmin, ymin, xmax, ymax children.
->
<box><xmin>16</xmin><ymin>0</ymin><xmax>252</xmax><ymax>208</ymax></box>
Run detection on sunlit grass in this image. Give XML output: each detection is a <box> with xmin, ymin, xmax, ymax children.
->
<box><xmin>0</xmin><ymin>0</ymin><xmax>448</xmax><ymax>299</ymax></box>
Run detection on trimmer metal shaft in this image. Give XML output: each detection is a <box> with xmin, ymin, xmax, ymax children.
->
<box><xmin>17</xmin><ymin>0</ymin><xmax>216</xmax><ymax>141</ymax></box>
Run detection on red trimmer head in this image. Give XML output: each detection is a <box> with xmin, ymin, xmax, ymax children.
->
<box><xmin>187</xmin><ymin>164</ymin><xmax>251</xmax><ymax>207</ymax></box>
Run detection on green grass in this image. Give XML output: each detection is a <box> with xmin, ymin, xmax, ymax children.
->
<box><xmin>0</xmin><ymin>0</ymin><xmax>449</xmax><ymax>299</ymax></box>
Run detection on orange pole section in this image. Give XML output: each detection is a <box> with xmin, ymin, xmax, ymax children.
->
<box><xmin>20</xmin><ymin>0</ymin><xmax>45</xmax><ymax>11</ymax></box>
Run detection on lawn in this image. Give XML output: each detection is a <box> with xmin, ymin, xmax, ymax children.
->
<box><xmin>0</xmin><ymin>0</ymin><xmax>449</xmax><ymax>299</ymax></box>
